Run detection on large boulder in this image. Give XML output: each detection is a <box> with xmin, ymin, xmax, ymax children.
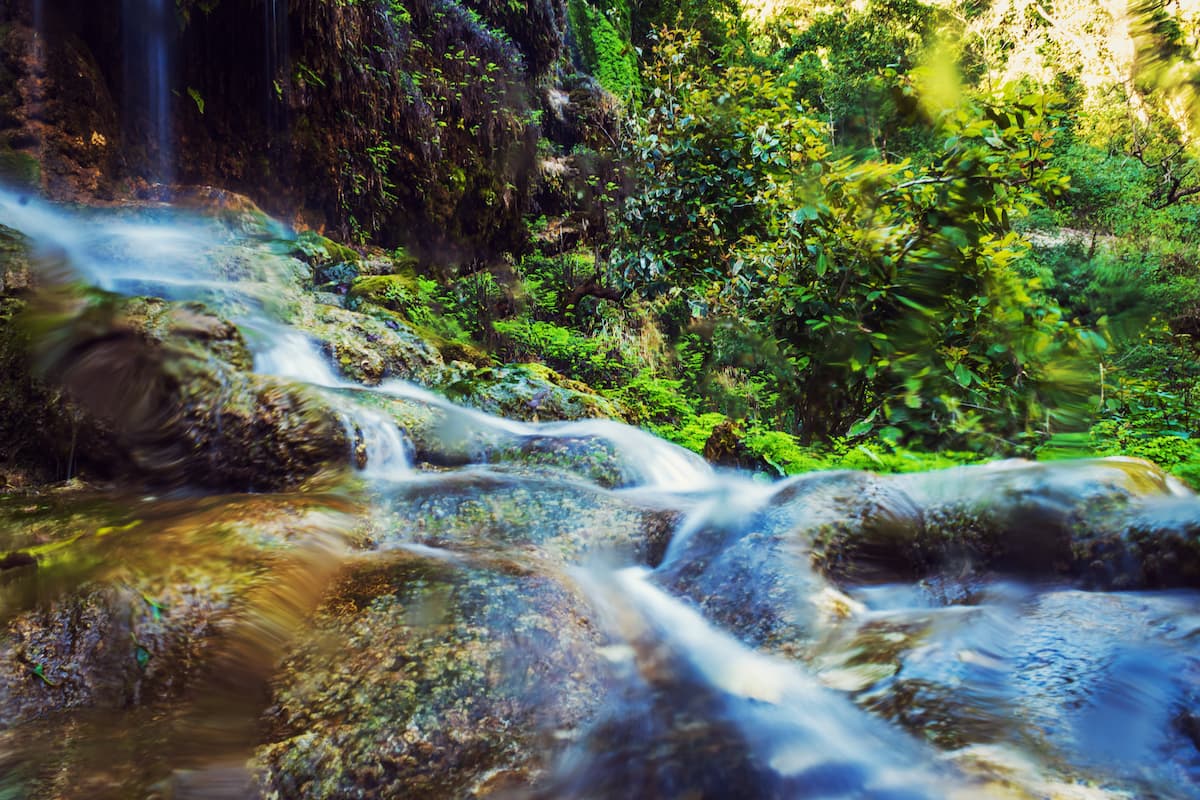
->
<box><xmin>6</xmin><ymin>290</ymin><xmax>350</xmax><ymax>491</ymax></box>
<box><xmin>255</xmin><ymin>550</ymin><xmax>609</xmax><ymax>798</ymax></box>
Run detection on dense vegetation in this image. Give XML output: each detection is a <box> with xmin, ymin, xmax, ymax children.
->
<box><xmin>7</xmin><ymin>0</ymin><xmax>1200</xmax><ymax>482</ymax></box>
<box><xmin>458</xmin><ymin>0</ymin><xmax>1200</xmax><ymax>483</ymax></box>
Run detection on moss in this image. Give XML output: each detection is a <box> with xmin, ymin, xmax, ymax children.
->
<box><xmin>427</xmin><ymin>334</ymin><xmax>494</xmax><ymax>367</ymax></box>
<box><xmin>431</xmin><ymin>361</ymin><xmax>625</xmax><ymax>422</ymax></box>
<box><xmin>347</xmin><ymin>273</ymin><xmax>422</xmax><ymax>315</ymax></box>
<box><xmin>369</xmin><ymin>469</ymin><xmax>676</xmax><ymax>559</ymax></box>
<box><xmin>290</xmin><ymin>302</ymin><xmax>445</xmax><ymax>385</ymax></box>
<box><xmin>566</xmin><ymin>0</ymin><xmax>640</xmax><ymax>101</ymax></box>
<box><xmin>293</xmin><ymin>231</ymin><xmax>359</xmax><ymax>267</ymax></box>
<box><xmin>0</xmin><ymin>149</ymin><xmax>40</xmax><ymax>190</ymax></box>
<box><xmin>257</xmin><ymin>551</ymin><xmax>605</xmax><ymax>798</ymax></box>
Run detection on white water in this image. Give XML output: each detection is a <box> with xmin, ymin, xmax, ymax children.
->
<box><xmin>374</xmin><ymin>379</ymin><xmax>715</xmax><ymax>491</ymax></box>
<box><xmin>0</xmin><ymin>189</ymin><xmax>220</xmax><ymax>290</ymax></box>
<box><xmin>1</xmin><ymin>186</ymin><xmax>717</xmax><ymax>492</ymax></box>
<box><xmin>574</xmin><ymin>567</ymin><xmax>972</xmax><ymax>797</ymax></box>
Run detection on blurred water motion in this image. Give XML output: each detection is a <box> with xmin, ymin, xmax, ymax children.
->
<box><xmin>0</xmin><ymin>191</ymin><xmax>1198</xmax><ymax>799</ymax></box>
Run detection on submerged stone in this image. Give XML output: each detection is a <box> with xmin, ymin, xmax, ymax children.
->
<box><xmin>0</xmin><ymin>491</ymin><xmax>357</xmax><ymax>799</ymax></box>
<box><xmin>256</xmin><ymin>550</ymin><xmax>609</xmax><ymax>798</ymax></box>
<box><xmin>368</xmin><ymin>467</ymin><xmax>680</xmax><ymax>566</ymax></box>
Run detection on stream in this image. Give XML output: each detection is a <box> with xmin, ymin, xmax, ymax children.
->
<box><xmin>1</xmin><ymin>189</ymin><xmax>1199</xmax><ymax>799</ymax></box>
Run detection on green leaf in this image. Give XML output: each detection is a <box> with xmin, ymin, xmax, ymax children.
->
<box><xmin>847</xmin><ymin>420</ymin><xmax>873</xmax><ymax>437</ymax></box>
<box><xmin>187</xmin><ymin>87</ymin><xmax>205</xmax><ymax>115</ymax></box>
<box><xmin>953</xmin><ymin>363</ymin><xmax>973</xmax><ymax>387</ymax></box>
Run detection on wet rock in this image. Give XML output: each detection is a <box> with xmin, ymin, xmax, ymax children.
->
<box><xmin>0</xmin><ymin>491</ymin><xmax>355</xmax><ymax>732</ymax></box>
<box><xmin>815</xmin><ymin>583</ymin><xmax>1200</xmax><ymax>798</ymax></box>
<box><xmin>775</xmin><ymin>470</ymin><xmax>926</xmax><ymax>584</ymax></box>
<box><xmin>18</xmin><ymin>291</ymin><xmax>350</xmax><ymax>490</ymax></box>
<box><xmin>255</xmin><ymin>550</ymin><xmax>609</xmax><ymax>799</ymax></box>
<box><xmin>293</xmin><ymin>303</ymin><xmax>444</xmax><ymax>385</ymax></box>
<box><xmin>1078</xmin><ymin>495</ymin><xmax>1200</xmax><ymax>589</ymax></box>
<box><xmin>0</xmin><ymin>490</ymin><xmax>356</xmax><ymax>799</ymax></box>
<box><xmin>531</xmin><ymin>569</ymin><xmax>965</xmax><ymax>800</ymax></box>
<box><xmin>653</xmin><ymin>471</ymin><xmax>922</xmax><ymax>657</ymax></box>
<box><xmin>370</xmin><ymin>468</ymin><xmax>681</xmax><ymax>566</ymax></box>
<box><xmin>430</xmin><ymin>361</ymin><xmax>624</xmax><ymax>423</ymax></box>
<box><xmin>0</xmin><ymin>224</ymin><xmax>32</xmax><ymax>294</ymax></box>
<box><xmin>738</xmin><ymin>459</ymin><xmax>1200</xmax><ymax>592</ymax></box>
<box><xmin>347</xmin><ymin>387</ymin><xmax>641</xmax><ymax>486</ymax></box>
<box><xmin>897</xmin><ymin>458</ymin><xmax>1193</xmax><ymax>584</ymax></box>
<box><xmin>0</xmin><ymin>294</ymin><xmax>76</xmax><ymax>482</ymax></box>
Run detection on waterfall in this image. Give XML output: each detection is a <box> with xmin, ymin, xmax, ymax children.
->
<box><xmin>122</xmin><ymin>0</ymin><xmax>175</xmax><ymax>188</ymax></box>
<box><xmin>264</xmin><ymin>0</ymin><xmax>289</xmax><ymax>133</ymax></box>
<box><xmin>30</xmin><ymin>0</ymin><xmax>45</xmax><ymax>47</ymax></box>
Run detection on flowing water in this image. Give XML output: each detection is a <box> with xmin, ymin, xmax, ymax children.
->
<box><xmin>2</xmin><ymin>188</ymin><xmax>1200</xmax><ymax>798</ymax></box>
<box><xmin>121</xmin><ymin>0</ymin><xmax>175</xmax><ymax>186</ymax></box>
<box><xmin>263</xmin><ymin>0</ymin><xmax>289</xmax><ymax>133</ymax></box>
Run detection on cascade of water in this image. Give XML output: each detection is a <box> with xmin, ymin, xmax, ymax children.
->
<box><xmin>30</xmin><ymin>0</ymin><xmax>45</xmax><ymax>59</ymax></box>
<box><xmin>248</xmin><ymin>325</ymin><xmax>415</xmax><ymax>478</ymax></box>
<box><xmin>122</xmin><ymin>0</ymin><xmax>175</xmax><ymax>187</ymax></box>
<box><xmin>375</xmin><ymin>379</ymin><xmax>716</xmax><ymax>491</ymax></box>
<box><xmin>0</xmin><ymin>188</ymin><xmax>229</xmax><ymax>293</ymax></box>
<box><xmin>7</xmin><ymin>189</ymin><xmax>1200</xmax><ymax>800</ymax></box>
<box><xmin>547</xmin><ymin>566</ymin><xmax>967</xmax><ymax>797</ymax></box>
<box><xmin>25</xmin><ymin>0</ymin><xmax>48</xmax><ymax>176</ymax></box>
<box><xmin>249</xmin><ymin>325</ymin><xmax>344</xmax><ymax>389</ymax></box>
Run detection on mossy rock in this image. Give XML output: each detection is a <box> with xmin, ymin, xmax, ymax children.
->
<box><xmin>370</xmin><ymin>468</ymin><xmax>679</xmax><ymax>565</ymax></box>
<box><xmin>428</xmin><ymin>334</ymin><xmax>494</xmax><ymax>367</ymax></box>
<box><xmin>292</xmin><ymin>230</ymin><xmax>359</xmax><ymax>267</ymax></box>
<box><xmin>256</xmin><ymin>550</ymin><xmax>608</xmax><ymax>798</ymax></box>
<box><xmin>346</xmin><ymin>273</ymin><xmax>422</xmax><ymax>315</ymax></box>
<box><xmin>0</xmin><ymin>295</ymin><xmax>77</xmax><ymax>482</ymax></box>
<box><xmin>0</xmin><ymin>224</ymin><xmax>32</xmax><ymax>295</ymax></box>
<box><xmin>0</xmin><ymin>149</ymin><xmax>39</xmax><ymax>191</ymax></box>
<box><xmin>430</xmin><ymin>362</ymin><xmax>625</xmax><ymax>423</ymax></box>
<box><xmin>0</xmin><ymin>491</ymin><xmax>358</xmax><ymax>798</ymax></box>
<box><xmin>11</xmin><ymin>290</ymin><xmax>350</xmax><ymax>490</ymax></box>
<box><xmin>291</xmin><ymin>303</ymin><xmax>444</xmax><ymax>385</ymax></box>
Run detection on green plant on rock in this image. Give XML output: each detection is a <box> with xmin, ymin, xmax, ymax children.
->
<box><xmin>567</xmin><ymin>0</ymin><xmax>641</xmax><ymax>101</ymax></box>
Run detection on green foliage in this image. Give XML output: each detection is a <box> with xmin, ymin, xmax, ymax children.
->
<box><xmin>567</xmin><ymin>0</ymin><xmax>641</xmax><ymax>100</ymax></box>
<box><xmin>605</xmin><ymin>371</ymin><xmax>697</xmax><ymax>429</ymax></box>
<box><xmin>517</xmin><ymin>249</ymin><xmax>599</xmax><ymax>316</ymax></box>
<box><xmin>774</xmin><ymin>0</ymin><xmax>941</xmax><ymax>155</ymax></box>
<box><xmin>187</xmin><ymin>87</ymin><xmax>206</xmax><ymax>115</ymax></box>
<box><xmin>493</xmin><ymin>319</ymin><xmax>632</xmax><ymax>386</ymax></box>
<box><xmin>617</xmin><ymin>29</ymin><xmax>1093</xmax><ymax>447</ymax></box>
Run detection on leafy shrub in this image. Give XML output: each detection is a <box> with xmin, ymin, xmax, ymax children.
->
<box><xmin>492</xmin><ymin>319</ymin><xmax>632</xmax><ymax>386</ymax></box>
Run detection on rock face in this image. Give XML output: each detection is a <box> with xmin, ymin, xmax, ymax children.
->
<box><xmin>0</xmin><ymin>0</ymin><xmax>586</xmax><ymax>257</ymax></box>
<box><xmin>0</xmin><ymin>22</ymin><xmax>122</xmax><ymax>201</ymax></box>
